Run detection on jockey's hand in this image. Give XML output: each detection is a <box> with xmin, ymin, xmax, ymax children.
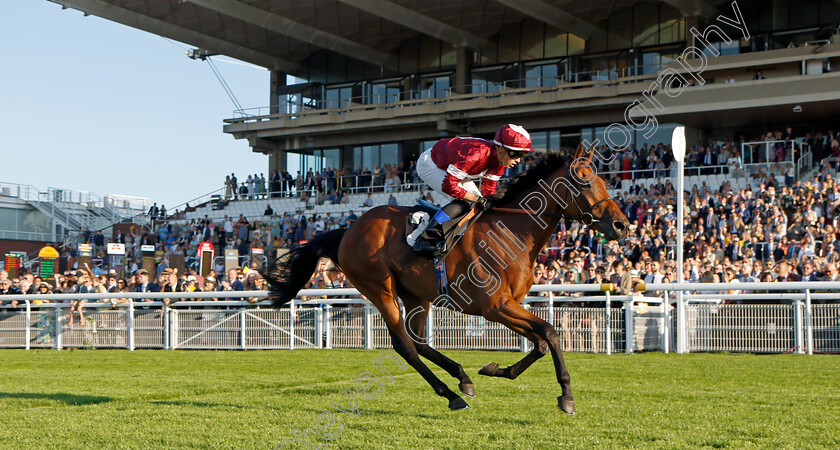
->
<box><xmin>475</xmin><ymin>197</ymin><xmax>491</xmax><ymax>212</ymax></box>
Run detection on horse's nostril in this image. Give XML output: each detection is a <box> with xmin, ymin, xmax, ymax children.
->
<box><xmin>613</xmin><ymin>221</ymin><xmax>626</xmax><ymax>232</ymax></box>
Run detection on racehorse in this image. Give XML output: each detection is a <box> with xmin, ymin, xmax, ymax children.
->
<box><xmin>262</xmin><ymin>142</ymin><xmax>629</xmax><ymax>413</ymax></box>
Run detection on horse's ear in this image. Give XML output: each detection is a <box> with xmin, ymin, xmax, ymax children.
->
<box><xmin>572</xmin><ymin>141</ymin><xmax>594</xmax><ymax>163</ymax></box>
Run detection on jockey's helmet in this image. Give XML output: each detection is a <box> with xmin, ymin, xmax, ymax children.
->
<box><xmin>494</xmin><ymin>124</ymin><xmax>533</xmax><ymax>157</ymax></box>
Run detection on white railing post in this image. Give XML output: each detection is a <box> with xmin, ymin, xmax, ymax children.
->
<box><xmin>314</xmin><ymin>305</ymin><xmax>323</xmax><ymax>349</ymax></box>
<box><xmin>605</xmin><ymin>292</ymin><xmax>611</xmax><ymax>356</ymax></box>
<box><xmin>662</xmin><ymin>292</ymin><xmax>670</xmax><ymax>354</ymax></box>
<box><xmin>521</xmin><ymin>304</ymin><xmax>530</xmax><ymax>352</ymax></box>
<box><xmin>127</xmin><ymin>299</ymin><xmax>135</xmax><ymax>351</ymax></box>
<box><xmin>163</xmin><ymin>306</ymin><xmax>170</xmax><ymax>350</ymax></box>
<box><xmin>676</xmin><ymin>291</ymin><xmax>686</xmax><ymax>353</ymax></box>
<box><xmin>364</xmin><ymin>304</ymin><xmax>373</xmax><ymax>350</ymax></box>
<box><xmin>625</xmin><ymin>298</ymin><xmax>634</xmax><ymax>354</ymax></box>
<box><xmin>426</xmin><ymin>305</ymin><xmax>434</xmax><ymax>349</ymax></box>
<box><xmin>324</xmin><ymin>305</ymin><xmax>332</xmax><ymax>349</ymax></box>
<box><xmin>793</xmin><ymin>300</ymin><xmax>804</xmax><ymax>354</ymax></box>
<box><xmin>805</xmin><ymin>290</ymin><xmax>813</xmax><ymax>356</ymax></box>
<box><xmin>548</xmin><ymin>292</ymin><xmax>554</xmax><ymax>326</ymax></box>
<box><xmin>289</xmin><ymin>299</ymin><xmax>296</xmax><ymax>350</ymax></box>
<box><xmin>25</xmin><ymin>300</ymin><xmax>31</xmax><ymax>350</ymax></box>
<box><xmin>54</xmin><ymin>305</ymin><xmax>63</xmax><ymax>350</ymax></box>
<box><xmin>240</xmin><ymin>309</ymin><xmax>246</xmax><ymax>350</ymax></box>
<box><xmin>170</xmin><ymin>309</ymin><xmax>178</xmax><ymax>350</ymax></box>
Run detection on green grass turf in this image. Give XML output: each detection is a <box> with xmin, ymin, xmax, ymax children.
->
<box><xmin>1</xmin><ymin>349</ymin><xmax>838</xmax><ymax>449</ymax></box>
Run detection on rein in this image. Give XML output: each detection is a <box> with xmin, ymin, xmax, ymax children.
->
<box><xmin>492</xmin><ymin>194</ymin><xmax>613</xmax><ymax>226</ymax></box>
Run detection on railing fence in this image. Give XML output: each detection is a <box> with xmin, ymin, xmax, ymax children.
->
<box><xmin>1</xmin><ymin>284</ymin><xmax>839</xmax><ymax>354</ymax></box>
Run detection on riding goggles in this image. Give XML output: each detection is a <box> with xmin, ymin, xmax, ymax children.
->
<box><xmin>507</xmin><ymin>150</ymin><xmax>530</xmax><ymax>159</ymax></box>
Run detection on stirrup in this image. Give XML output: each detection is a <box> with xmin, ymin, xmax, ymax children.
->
<box><xmin>412</xmin><ymin>238</ymin><xmax>442</xmax><ymax>255</ymax></box>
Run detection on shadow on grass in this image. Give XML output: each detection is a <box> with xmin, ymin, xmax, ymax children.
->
<box><xmin>0</xmin><ymin>392</ymin><xmax>112</xmax><ymax>405</ymax></box>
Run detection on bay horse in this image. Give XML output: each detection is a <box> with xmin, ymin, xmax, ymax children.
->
<box><xmin>262</xmin><ymin>142</ymin><xmax>629</xmax><ymax>413</ymax></box>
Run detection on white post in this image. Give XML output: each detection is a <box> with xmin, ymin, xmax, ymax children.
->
<box><xmin>364</xmin><ymin>304</ymin><xmax>373</xmax><ymax>350</ymax></box>
<box><xmin>548</xmin><ymin>291</ymin><xmax>554</xmax><ymax>326</ymax></box>
<box><xmin>662</xmin><ymin>291</ymin><xmax>670</xmax><ymax>354</ymax></box>
<box><xmin>315</xmin><ymin>306</ymin><xmax>323</xmax><ymax>349</ymax></box>
<box><xmin>605</xmin><ymin>291</ymin><xmax>611</xmax><ymax>356</ymax></box>
<box><xmin>677</xmin><ymin>291</ymin><xmax>686</xmax><ymax>353</ymax></box>
<box><xmin>127</xmin><ymin>299</ymin><xmax>135</xmax><ymax>351</ymax></box>
<box><xmin>240</xmin><ymin>309</ymin><xmax>246</xmax><ymax>350</ymax></box>
<box><xmin>673</xmin><ymin>126</ymin><xmax>686</xmax><ymax>354</ymax></box>
<box><xmin>625</xmin><ymin>298</ymin><xmax>634</xmax><ymax>354</ymax></box>
<box><xmin>324</xmin><ymin>305</ymin><xmax>332</xmax><ymax>349</ymax></box>
<box><xmin>170</xmin><ymin>309</ymin><xmax>178</xmax><ymax>350</ymax></box>
<box><xmin>805</xmin><ymin>289</ymin><xmax>813</xmax><ymax>356</ymax></box>
<box><xmin>55</xmin><ymin>305</ymin><xmax>62</xmax><ymax>350</ymax></box>
<box><xmin>163</xmin><ymin>306</ymin><xmax>170</xmax><ymax>350</ymax></box>
<box><xmin>426</xmin><ymin>304</ymin><xmax>434</xmax><ymax>349</ymax></box>
<box><xmin>520</xmin><ymin>304</ymin><xmax>530</xmax><ymax>352</ymax></box>
<box><xmin>793</xmin><ymin>300</ymin><xmax>804</xmax><ymax>354</ymax></box>
<box><xmin>25</xmin><ymin>300</ymin><xmax>31</xmax><ymax>351</ymax></box>
<box><xmin>289</xmin><ymin>299</ymin><xmax>296</xmax><ymax>350</ymax></box>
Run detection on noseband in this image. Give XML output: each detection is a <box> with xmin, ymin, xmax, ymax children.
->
<box><xmin>494</xmin><ymin>167</ymin><xmax>612</xmax><ymax>226</ymax></box>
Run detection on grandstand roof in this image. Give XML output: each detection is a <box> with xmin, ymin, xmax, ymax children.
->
<box><xmin>48</xmin><ymin>0</ymin><xmax>731</xmax><ymax>72</ymax></box>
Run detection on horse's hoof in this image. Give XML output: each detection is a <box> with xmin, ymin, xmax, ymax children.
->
<box><xmin>557</xmin><ymin>396</ymin><xmax>576</xmax><ymax>415</ymax></box>
<box><xmin>449</xmin><ymin>397</ymin><xmax>469</xmax><ymax>411</ymax></box>
<box><xmin>478</xmin><ymin>362</ymin><xmax>499</xmax><ymax>377</ymax></box>
<box><xmin>459</xmin><ymin>382</ymin><xmax>475</xmax><ymax>398</ymax></box>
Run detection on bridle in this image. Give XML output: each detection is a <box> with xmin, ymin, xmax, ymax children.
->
<box><xmin>494</xmin><ymin>167</ymin><xmax>612</xmax><ymax>226</ymax></box>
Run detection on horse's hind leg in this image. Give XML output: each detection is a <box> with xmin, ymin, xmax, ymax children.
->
<box><xmin>401</xmin><ymin>294</ymin><xmax>475</xmax><ymax>397</ymax></box>
<box><xmin>357</xmin><ymin>278</ymin><xmax>468</xmax><ymax>410</ymax></box>
<box><xmin>484</xmin><ymin>301</ymin><xmax>575</xmax><ymax>415</ymax></box>
<box><xmin>478</xmin><ymin>334</ymin><xmax>548</xmax><ymax>380</ymax></box>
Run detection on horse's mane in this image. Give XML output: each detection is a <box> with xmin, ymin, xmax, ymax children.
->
<box><xmin>489</xmin><ymin>153</ymin><xmax>570</xmax><ymax>206</ymax></box>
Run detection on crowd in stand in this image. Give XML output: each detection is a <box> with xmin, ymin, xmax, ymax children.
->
<box><xmin>221</xmin><ymin>163</ymin><xmax>418</xmax><ymax>203</ymax></box>
<box><xmin>3</xmin><ymin>129</ymin><xmax>840</xmax><ymax>310</ymax></box>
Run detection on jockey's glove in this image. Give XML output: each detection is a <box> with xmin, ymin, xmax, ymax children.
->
<box><xmin>475</xmin><ymin>197</ymin><xmax>491</xmax><ymax>212</ymax></box>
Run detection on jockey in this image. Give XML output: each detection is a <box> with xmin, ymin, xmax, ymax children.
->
<box><xmin>412</xmin><ymin>124</ymin><xmax>533</xmax><ymax>254</ymax></box>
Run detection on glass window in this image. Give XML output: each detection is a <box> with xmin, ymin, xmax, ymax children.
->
<box><xmin>324</xmin><ymin>86</ymin><xmax>352</xmax><ymax>109</ymax></box>
<box><xmin>549</xmin><ymin>131</ymin><xmax>561</xmax><ymax>152</ymax></box>
<box><xmin>544</xmin><ymin>30</ymin><xmax>567</xmax><ymax>58</ymax></box>
<box><xmin>419</xmin><ymin>36</ymin><xmax>441</xmax><ymax>71</ymax></box>
<box><xmin>635</xmin><ymin>123</ymin><xmax>677</xmax><ymax>149</ymax></box>
<box><xmin>287</xmin><ymin>152</ymin><xmax>302</xmax><ymax>176</ymax></box>
<box><xmin>531</xmin><ymin>131</ymin><xmax>548</xmax><ymax>153</ymax></box>
<box><xmin>380</xmin><ymin>144</ymin><xmax>399</xmax><ymax>167</ymax></box>
<box><xmin>524</xmin><ymin>62</ymin><xmax>559</xmax><ymax>87</ymax></box>
<box><xmin>0</xmin><ymin>208</ymin><xmax>17</xmax><ymax>232</ymax></box>
<box><xmin>568</xmin><ymin>34</ymin><xmax>585</xmax><ymax>55</ymax></box>
<box><xmin>399</xmin><ymin>37</ymin><xmax>419</xmax><ymax>74</ymax></box>
<box><xmin>561</xmin><ymin>132</ymin><xmax>581</xmax><ymax>150</ymax></box>
<box><xmin>659</xmin><ymin>4</ymin><xmax>685</xmax><ymax>45</ymax></box>
<box><xmin>498</xmin><ymin>24</ymin><xmax>520</xmax><ymax>63</ymax></box>
<box><xmin>323</xmin><ymin>149</ymin><xmax>341</xmax><ymax>170</ymax></box>
<box><xmin>609</xmin><ymin>8</ymin><xmax>633</xmax><ymax>50</ymax></box>
<box><xmin>633</xmin><ymin>2</ymin><xmax>661</xmax><ymax>47</ymax></box>
<box><xmin>472</xmin><ymin>65</ymin><xmax>517</xmax><ymax>92</ymax></box>
<box><xmin>367</xmin><ymin>79</ymin><xmax>402</xmax><ymax>104</ymax></box>
<box><xmin>362</xmin><ymin>145</ymin><xmax>378</xmax><ymax>171</ymax></box>
<box><xmin>521</xmin><ymin>19</ymin><xmax>544</xmax><ymax>60</ymax></box>
<box><xmin>417</xmin><ymin>75</ymin><xmax>450</xmax><ymax>99</ymax></box>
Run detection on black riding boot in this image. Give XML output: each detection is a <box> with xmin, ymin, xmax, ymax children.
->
<box><xmin>412</xmin><ymin>200</ymin><xmax>471</xmax><ymax>254</ymax></box>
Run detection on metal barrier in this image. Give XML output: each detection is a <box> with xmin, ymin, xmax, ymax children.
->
<box><xmin>1</xmin><ymin>283</ymin><xmax>838</xmax><ymax>354</ymax></box>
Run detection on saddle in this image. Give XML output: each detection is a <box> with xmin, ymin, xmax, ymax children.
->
<box><xmin>405</xmin><ymin>199</ymin><xmax>483</xmax><ymax>259</ymax></box>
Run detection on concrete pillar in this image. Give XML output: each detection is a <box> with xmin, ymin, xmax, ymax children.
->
<box><xmin>453</xmin><ymin>46</ymin><xmax>473</xmax><ymax>94</ymax></box>
<box><xmin>269</xmin><ymin>151</ymin><xmax>287</xmax><ymax>173</ymax></box>
<box><xmin>270</xmin><ymin>70</ymin><xmax>286</xmax><ymax>115</ymax></box>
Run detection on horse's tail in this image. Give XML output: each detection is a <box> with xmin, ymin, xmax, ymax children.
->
<box><xmin>260</xmin><ymin>229</ymin><xmax>346</xmax><ymax>308</ymax></box>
